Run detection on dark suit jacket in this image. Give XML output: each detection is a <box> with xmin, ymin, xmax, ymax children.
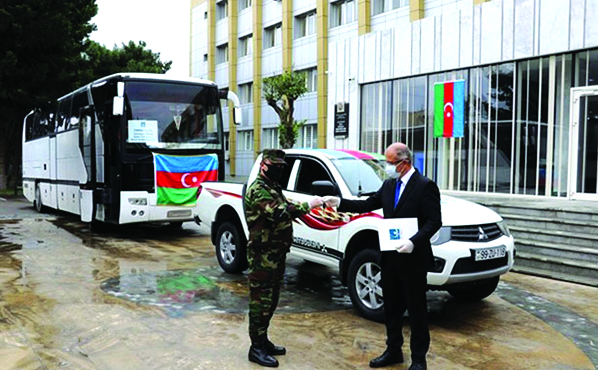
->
<box><xmin>338</xmin><ymin>169</ymin><xmax>442</xmax><ymax>270</ymax></box>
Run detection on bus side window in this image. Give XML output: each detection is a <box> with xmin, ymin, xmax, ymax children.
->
<box><xmin>25</xmin><ymin>113</ymin><xmax>34</xmax><ymax>141</ymax></box>
<box><xmin>68</xmin><ymin>91</ymin><xmax>89</xmax><ymax>130</ymax></box>
<box><xmin>56</xmin><ymin>97</ymin><xmax>71</xmax><ymax>132</ymax></box>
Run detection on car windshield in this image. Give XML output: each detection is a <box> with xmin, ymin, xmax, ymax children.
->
<box><xmin>331</xmin><ymin>157</ymin><xmax>386</xmax><ymax>196</ymax></box>
<box><xmin>124</xmin><ymin>81</ymin><xmax>222</xmax><ymax>150</ymax></box>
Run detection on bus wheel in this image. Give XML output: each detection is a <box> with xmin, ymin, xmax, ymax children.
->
<box><xmin>347</xmin><ymin>248</ymin><xmax>385</xmax><ymax>322</ymax></box>
<box><xmin>34</xmin><ymin>184</ymin><xmax>45</xmax><ymax>213</ymax></box>
<box><xmin>215</xmin><ymin>222</ymin><xmax>247</xmax><ymax>273</ymax></box>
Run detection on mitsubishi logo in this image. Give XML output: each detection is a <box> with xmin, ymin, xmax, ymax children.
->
<box><xmin>478</xmin><ymin>226</ymin><xmax>488</xmax><ymax>240</ymax></box>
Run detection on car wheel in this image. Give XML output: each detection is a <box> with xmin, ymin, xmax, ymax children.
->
<box><xmin>34</xmin><ymin>184</ymin><xmax>45</xmax><ymax>213</ymax></box>
<box><xmin>215</xmin><ymin>221</ymin><xmax>247</xmax><ymax>273</ymax></box>
<box><xmin>347</xmin><ymin>249</ymin><xmax>385</xmax><ymax>322</ymax></box>
<box><xmin>447</xmin><ymin>276</ymin><xmax>500</xmax><ymax>301</ymax></box>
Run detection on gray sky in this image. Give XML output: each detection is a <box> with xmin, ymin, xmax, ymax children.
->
<box><xmin>90</xmin><ymin>0</ymin><xmax>190</xmax><ymax>77</ymax></box>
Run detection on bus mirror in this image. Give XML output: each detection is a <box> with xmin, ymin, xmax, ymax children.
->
<box><xmin>113</xmin><ymin>96</ymin><xmax>124</xmax><ymax>116</ymax></box>
<box><xmin>117</xmin><ymin>82</ymin><xmax>125</xmax><ymax>97</ymax></box>
<box><xmin>227</xmin><ymin>90</ymin><xmax>242</xmax><ymax>126</ymax></box>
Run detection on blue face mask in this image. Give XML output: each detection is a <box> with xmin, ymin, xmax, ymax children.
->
<box><xmin>385</xmin><ymin>163</ymin><xmax>400</xmax><ymax>179</ymax></box>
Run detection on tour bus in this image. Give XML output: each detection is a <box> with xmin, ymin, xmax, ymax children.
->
<box><xmin>22</xmin><ymin>73</ymin><xmax>241</xmax><ymax>226</ymax></box>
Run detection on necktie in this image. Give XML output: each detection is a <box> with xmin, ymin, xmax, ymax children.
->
<box><xmin>394</xmin><ymin>180</ymin><xmax>402</xmax><ymax>208</ymax></box>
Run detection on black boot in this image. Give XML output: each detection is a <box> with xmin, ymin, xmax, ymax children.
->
<box><xmin>265</xmin><ymin>338</ymin><xmax>286</xmax><ymax>356</ymax></box>
<box><xmin>249</xmin><ymin>343</ymin><xmax>279</xmax><ymax>367</ymax></box>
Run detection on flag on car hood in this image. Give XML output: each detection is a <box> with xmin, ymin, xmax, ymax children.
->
<box><xmin>154</xmin><ymin>153</ymin><xmax>218</xmax><ymax>206</ymax></box>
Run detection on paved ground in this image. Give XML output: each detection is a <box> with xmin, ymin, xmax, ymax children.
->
<box><xmin>0</xmin><ymin>196</ymin><xmax>597</xmax><ymax>369</ymax></box>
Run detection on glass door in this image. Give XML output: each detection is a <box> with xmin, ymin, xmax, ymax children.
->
<box><xmin>569</xmin><ymin>87</ymin><xmax>598</xmax><ymax>200</ymax></box>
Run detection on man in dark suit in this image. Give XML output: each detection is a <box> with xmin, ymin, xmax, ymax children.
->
<box><xmin>324</xmin><ymin>142</ymin><xmax>441</xmax><ymax>370</ymax></box>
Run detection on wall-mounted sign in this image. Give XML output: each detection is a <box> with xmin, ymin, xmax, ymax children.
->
<box><xmin>334</xmin><ymin>102</ymin><xmax>349</xmax><ymax>138</ymax></box>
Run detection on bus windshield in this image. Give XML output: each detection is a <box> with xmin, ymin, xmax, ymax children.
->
<box><xmin>124</xmin><ymin>81</ymin><xmax>222</xmax><ymax>150</ymax></box>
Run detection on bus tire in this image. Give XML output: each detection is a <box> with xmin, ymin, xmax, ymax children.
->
<box><xmin>347</xmin><ymin>248</ymin><xmax>385</xmax><ymax>322</ymax></box>
<box><xmin>34</xmin><ymin>184</ymin><xmax>46</xmax><ymax>213</ymax></box>
<box><xmin>215</xmin><ymin>222</ymin><xmax>247</xmax><ymax>273</ymax></box>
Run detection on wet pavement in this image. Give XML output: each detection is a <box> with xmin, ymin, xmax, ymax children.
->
<box><xmin>0</xmin><ymin>196</ymin><xmax>597</xmax><ymax>369</ymax></box>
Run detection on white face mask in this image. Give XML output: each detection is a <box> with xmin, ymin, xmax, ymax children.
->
<box><xmin>385</xmin><ymin>163</ymin><xmax>400</xmax><ymax>179</ymax></box>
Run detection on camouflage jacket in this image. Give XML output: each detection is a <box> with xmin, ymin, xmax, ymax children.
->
<box><xmin>244</xmin><ymin>174</ymin><xmax>311</xmax><ymax>249</ymax></box>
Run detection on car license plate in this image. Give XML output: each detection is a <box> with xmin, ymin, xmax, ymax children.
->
<box><xmin>475</xmin><ymin>245</ymin><xmax>506</xmax><ymax>261</ymax></box>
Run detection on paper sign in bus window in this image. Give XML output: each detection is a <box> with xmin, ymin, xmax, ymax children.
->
<box><xmin>128</xmin><ymin>120</ymin><xmax>158</xmax><ymax>143</ymax></box>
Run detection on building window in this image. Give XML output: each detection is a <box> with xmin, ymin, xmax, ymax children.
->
<box><xmin>392</xmin><ymin>0</ymin><xmax>408</xmax><ymax>9</ymax></box>
<box><xmin>238</xmin><ymin>82</ymin><xmax>253</xmax><ymax>104</ymax></box>
<box><xmin>238</xmin><ymin>34</ymin><xmax>253</xmax><ymax>58</ymax></box>
<box><xmin>264</xmin><ymin>23</ymin><xmax>282</xmax><ymax>49</ymax></box>
<box><xmin>295</xmin><ymin>11</ymin><xmax>316</xmax><ymax>39</ymax></box>
<box><xmin>297</xmin><ymin>124</ymin><xmax>317</xmax><ymax>148</ymax></box>
<box><xmin>216</xmin><ymin>0</ymin><xmax>228</xmax><ymax>20</ymax></box>
<box><xmin>203</xmin><ymin>54</ymin><xmax>208</xmax><ymax>62</ymax></box>
<box><xmin>263</xmin><ymin>128</ymin><xmax>280</xmax><ymax>149</ymax></box>
<box><xmin>372</xmin><ymin>0</ymin><xmax>386</xmax><ymax>15</ymax></box>
<box><xmin>216</xmin><ymin>44</ymin><xmax>228</xmax><ymax>64</ymax></box>
<box><xmin>239</xmin><ymin>0</ymin><xmax>252</xmax><ymax>11</ymax></box>
<box><xmin>239</xmin><ymin>130</ymin><xmax>254</xmax><ymax>151</ymax></box>
<box><xmin>298</xmin><ymin>68</ymin><xmax>317</xmax><ymax>92</ymax></box>
<box><xmin>204</xmin><ymin>11</ymin><xmax>208</xmax><ymax>19</ymax></box>
<box><xmin>330</xmin><ymin>0</ymin><xmax>356</xmax><ymax>28</ymax></box>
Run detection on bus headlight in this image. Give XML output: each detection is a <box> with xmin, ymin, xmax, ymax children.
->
<box><xmin>497</xmin><ymin>220</ymin><xmax>510</xmax><ymax>237</ymax></box>
<box><xmin>128</xmin><ymin>198</ymin><xmax>148</xmax><ymax>206</ymax></box>
<box><xmin>431</xmin><ymin>227</ymin><xmax>451</xmax><ymax>245</ymax></box>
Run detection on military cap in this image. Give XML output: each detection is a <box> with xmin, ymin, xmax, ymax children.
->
<box><xmin>262</xmin><ymin>149</ymin><xmax>287</xmax><ymax>164</ymax></box>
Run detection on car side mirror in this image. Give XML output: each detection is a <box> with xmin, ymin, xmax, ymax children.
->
<box><xmin>311</xmin><ymin>180</ymin><xmax>339</xmax><ymax>196</ymax></box>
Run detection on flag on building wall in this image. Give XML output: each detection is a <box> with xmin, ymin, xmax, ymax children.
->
<box><xmin>434</xmin><ymin>80</ymin><xmax>465</xmax><ymax>138</ymax></box>
<box><xmin>154</xmin><ymin>153</ymin><xmax>218</xmax><ymax>206</ymax></box>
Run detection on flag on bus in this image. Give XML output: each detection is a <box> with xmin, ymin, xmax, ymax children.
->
<box><xmin>154</xmin><ymin>153</ymin><xmax>218</xmax><ymax>206</ymax></box>
<box><xmin>434</xmin><ymin>80</ymin><xmax>465</xmax><ymax>138</ymax></box>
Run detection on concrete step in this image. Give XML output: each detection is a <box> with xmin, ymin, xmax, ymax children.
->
<box><xmin>514</xmin><ymin>238</ymin><xmax>598</xmax><ymax>264</ymax></box>
<box><xmin>510</xmin><ymin>265</ymin><xmax>598</xmax><ymax>287</ymax></box>
<box><xmin>514</xmin><ymin>251</ymin><xmax>598</xmax><ymax>282</ymax></box>
<box><xmin>502</xmin><ymin>214</ymin><xmax>598</xmax><ymax>236</ymax></box>
<box><xmin>509</xmin><ymin>225</ymin><xmax>598</xmax><ymax>250</ymax></box>
<box><xmin>488</xmin><ymin>205</ymin><xmax>598</xmax><ymax>223</ymax></box>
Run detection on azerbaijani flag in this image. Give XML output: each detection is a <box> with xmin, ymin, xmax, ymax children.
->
<box><xmin>434</xmin><ymin>80</ymin><xmax>465</xmax><ymax>138</ymax></box>
<box><xmin>154</xmin><ymin>153</ymin><xmax>218</xmax><ymax>206</ymax></box>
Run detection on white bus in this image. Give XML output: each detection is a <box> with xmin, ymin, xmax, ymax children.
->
<box><xmin>22</xmin><ymin>73</ymin><xmax>241</xmax><ymax>226</ymax></box>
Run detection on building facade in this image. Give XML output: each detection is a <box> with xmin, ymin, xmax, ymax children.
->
<box><xmin>190</xmin><ymin>0</ymin><xmax>598</xmax><ymax>201</ymax></box>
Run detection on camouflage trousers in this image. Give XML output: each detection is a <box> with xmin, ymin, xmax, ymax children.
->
<box><xmin>247</xmin><ymin>242</ymin><xmax>287</xmax><ymax>344</ymax></box>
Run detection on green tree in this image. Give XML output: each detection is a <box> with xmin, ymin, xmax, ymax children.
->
<box><xmin>0</xmin><ymin>0</ymin><xmax>98</xmax><ymax>190</ymax></box>
<box><xmin>263</xmin><ymin>71</ymin><xmax>308</xmax><ymax>149</ymax></box>
<box><xmin>77</xmin><ymin>40</ymin><xmax>172</xmax><ymax>85</ymax></box>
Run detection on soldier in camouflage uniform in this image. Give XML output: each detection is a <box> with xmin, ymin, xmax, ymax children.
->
<box><xmin>244</xmin><ymin>149</ymin><xmax>324</xmax><ymax>367</ymax></box>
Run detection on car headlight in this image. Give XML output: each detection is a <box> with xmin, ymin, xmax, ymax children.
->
<box><xmin>431</xmin><ymin>226</ymin><xmax>451</xmax><ymax>245</ymax></box>
<box><xmin>497</xmin><ymin>220</ymin><xmax>510</xmax><ymax>237</ymax></box>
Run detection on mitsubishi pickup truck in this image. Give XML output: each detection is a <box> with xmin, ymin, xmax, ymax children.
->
<box><xmin>195</xmin><ymin>149</ymin><xmax>515</xmax><ymax>321</ymax></box>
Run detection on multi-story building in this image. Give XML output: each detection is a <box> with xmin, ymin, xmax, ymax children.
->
<box><xmin>189</xmin><ymin>0</ymin><xmax>598</xmax><ymax>202</ymax></box>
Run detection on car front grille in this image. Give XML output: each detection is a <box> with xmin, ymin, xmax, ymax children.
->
<box><xmin>451</xmin><ymin>223</ymin><xmax>503</xmax><ymax>242</ymax></box>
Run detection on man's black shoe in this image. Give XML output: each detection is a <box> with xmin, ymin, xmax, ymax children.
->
<box><xmin>408</xmin><ymin>361</ymin><xmax>427</xmax><ymax>370</ymax></box>
<box><xmin>369</xmin><ymin>348</ymin><xmax>404</xmax><ymax>368</ymax></box>
<box><xmin>248</xmin><ymin>345</ymin><xmax>279</xmax><ymax>367</ymax></box>
<box><xmin>265</xmin><ymin>339</ymin><xmax>286</xmax><ymax>356</ymax></box>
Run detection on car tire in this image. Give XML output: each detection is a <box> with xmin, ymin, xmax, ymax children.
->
<box><xmin>34</xmin><ymin>184</ymin><xmax>46</xmax><ymax>213</ymax></box>
<box><xmin>347</xmin><ymin>248</ymin><xmax>385</xmax><ymax>322</ymax></box>
<box><xmin>215</xmin><ymin>221</ymin><xmax>248</xmax><ymax>273</ymax></box>
<box><xmin>447</xmin><ymin>276</ymin><xmax>500</xmax><ymax>301</ymax></box>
